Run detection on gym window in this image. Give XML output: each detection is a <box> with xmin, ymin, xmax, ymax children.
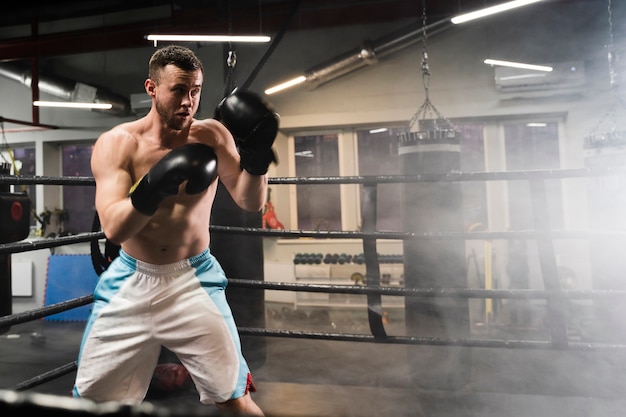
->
<box><xmin>291</xmin><ymin>124</ymin><xmax>488</xmax><ymax>233</ymax></box>
<box><xmin>503</xmin><ymin>121</ymin><xmax>563</xmax><ymax>230</ymax></box>
<box><xmin>61</xmin><ymin>144</ymin><xmax>95</xmax><ymax>234</ymax></box>
<box><xmin>294</xmin><ymin>134</ymin><xmax>341</xmax><ymax>230</ymax></box>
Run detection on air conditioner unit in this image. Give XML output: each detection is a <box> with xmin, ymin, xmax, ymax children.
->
<box><xmin>493</xmin><ymin>61</ymin><xmax>585</xmax><ymax>92</ymax></box>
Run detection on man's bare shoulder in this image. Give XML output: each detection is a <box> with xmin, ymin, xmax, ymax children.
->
<box><xmin>191</xmin><ymin>117</ymin><xmax>221</xmax><ymax>129</ymax></box>
<box><xmin>189</xmin><ymin>118</ymin><xmax>231</xmax><ymax>148</ymax></box>
<box><xmin>95</xmin><ymin>121</ymin><xmax>141</xmax><ymax>152</ymax></box>
<box><xmin>189</xmin><ymin>119</ymin><xmax>228</xmax><ymax>142</ymax></box>
<box><xmin>91</xmin><ymin>122</ymin><xmax>143</xmax><ymax>179</ymax></box>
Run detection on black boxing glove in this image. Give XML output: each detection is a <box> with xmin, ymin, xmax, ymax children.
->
<box><xmin>129</xmin><ymin>143</ymin><xmax>217</xmax><ymax>216</ymax></box>
<box><xmin>215</xmin><ymin>88</ymin><xmax>279</xmax><ymax>175</ymax></box>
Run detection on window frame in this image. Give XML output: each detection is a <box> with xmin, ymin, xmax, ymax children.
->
<box><xmin>285</xmin><ymin>116</ymin><xmax>566</xmax><ymax>235</ymax></box>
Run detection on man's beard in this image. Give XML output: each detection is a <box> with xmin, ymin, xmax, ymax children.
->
<box><xmin>156</xmin><ymin>100</ymin><xmax>190</xmax><ymax>131</ymax></box>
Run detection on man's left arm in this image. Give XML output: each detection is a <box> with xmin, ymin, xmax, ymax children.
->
<box><xmin>214</xmin><ymin>89</ymin><xmax>279</xmax><ymax>212</ymax></box>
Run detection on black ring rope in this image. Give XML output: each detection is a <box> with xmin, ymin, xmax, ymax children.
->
<box><xmin>208</xmin><ymin>226</ymin><xmax>626</xmax><ymax>240</ymax></box>
<box><xmin>7</xmin><ymin>323</ymin><xmax>626</xmax><ymax>392</ymax></box>
<box><xmin>10</xmin><ymin>326</ymin><xmax>626</xmax><ymax>391</ymax></box>
<box><xmin>4</xmin><ymin>227</ymin><xmax>626</xmax><ymax>256</ymax></box>
<box><xmin>10</xmin><ymin>362</ymin><xmax>78</xmax><ymax>391</ymax></box>
<box><xmin>5</xmin><ymin>227</ymin><xmax>626</xmax><ymax>253</ymax></box>
<box><xmin>1</xmin><ymin>262</ymin><xmax>626</xmax><ymax>332</ymax></box>
<box><xmin>237</xmin><ymin>327</ymin><xmax>626</xmax><ymax>351</ymax></box>
<box><xmin>3</xmin><ymin>281</ymin><xmax>626</xmax><ymax>392</ymax></box>
<box><xmin>0</xmin><ymin>175</ymin><xmax>94</xmax><ymax>186</ymax></box>
<box><xmin>229</xmin><ymin>278</ymin><xmax>626</xmax><ymax>299</ymax></box>
<box><xmin>270</xmin><ymin>167</ymin><xmax>626</xmax><ymax>183</ymax></box>
<box><xmin>8</xmin><ymin>322</ymin><xmax>626</xmax><ymax>392</ymax></box>
<box><xmin>0</xmin><ymin>232</ymin><xmax>103</xmax><ymax>255</ymax></box>
<box><xmin>0</xmin><ymin>166</ymin><xmax>625</xmax><ymax>189</ymax></box>
<box><xmin>0</xmin><ymin>295</ymin><xmax>93</xmax><ymax>329</ymax></box>
<box><xmin>2</xmin><ymin>280</ymin><xmax>626</xmax><ymax>331</ymax></box>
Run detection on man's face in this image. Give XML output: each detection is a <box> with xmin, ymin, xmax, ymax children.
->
<box><xmin>150</xmin><ymin>64</ymin><xmax>203</xmax><ymax>131</ymax></box>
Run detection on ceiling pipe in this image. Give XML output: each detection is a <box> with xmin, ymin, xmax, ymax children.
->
<box><xmin>303</xmin><ymin>18</ymin><xmax>453</xmax><ymax>90</ymax></box>
<box><xmin>0</xmin><ymin>62</ymin><xmax>131</xmax><ymax>116</ymax></box>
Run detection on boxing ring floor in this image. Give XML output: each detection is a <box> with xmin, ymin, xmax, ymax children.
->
<box><xmin>2</xmin><ymin>303</ymin><xmax>626</xmax><ymax>417</ymax></box>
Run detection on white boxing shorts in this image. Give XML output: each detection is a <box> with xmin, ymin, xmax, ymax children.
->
<box><xmin>72</xmin><ymin>248</ymin><xmax>255</xmax><ymax>404</ymax></box>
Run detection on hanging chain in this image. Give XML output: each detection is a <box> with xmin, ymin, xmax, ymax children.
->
<box><xmin>407</xmin><ymin>0</ymin><xmax>457</xmax><ymax>134</ymax></box>
<box><xmin>223</xmin><ymin>1</ymin><xmax>237</xmax><ymax>96</ymax></box>
<box><xmin>607</xmin><ymin>0</ymin><xmax>618</xmax><ymax>88</ymax></box>
<box><xmin>421</xmin><ymin>0</ymin><xmax>431</xmax><ymax>96</ymax></box>
<box><xmin>606</xmin><ymin>0</ymin><xmax>624</xmax><ymax>120</ymax></box>
<box><xmin>585</xmin><ymin>0</ymin><xmax>624</xmax><ymax>145</ymax></box>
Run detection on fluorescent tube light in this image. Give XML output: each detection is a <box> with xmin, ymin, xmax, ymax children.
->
<box><xmin>146</xmin><ymin>34</ymin><xmax>271</xmax><ymax>46</ymax></box>
<box><xmin>33</xmin><ymin>101</ymin><xmax>113</xmax><ymax>110</ymax></box>
<box><xmin>498</xmin><ymin>73</ymin><xmax>547</xmax><ymax>81</ymax></box>
<box><xmin>295</xmin><ymin>150</ymin><xmax>314</xmax><ymax>158</ymax></box>
<box><xmin>265</xmin><ymin>76</ymin><xmax>307</xmax><ymax>95</ymax></box>
<box><xmin>369</xmin><ymin>128</ymin><xmax>388</xmax><ymax>134</ymax></box>
<box><xmin>484</xmin><ymin>59</ymin><xmax>553</xmax><ymax>72</ymax></box>
<box><xmin>451</xmin><ymin>0</ymin><xmax>545</xmax><ymax>24</ymax></box>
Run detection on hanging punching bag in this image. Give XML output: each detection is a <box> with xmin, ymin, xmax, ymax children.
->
<box><xmin>584</xmin><ymin>133</ymin><xmax>626</xmax><ymax>342</ymax></box>
<box><xmin>399</xmin><ymin>121</ymin><xmax>470</xmax><ymax>390</ymax></box>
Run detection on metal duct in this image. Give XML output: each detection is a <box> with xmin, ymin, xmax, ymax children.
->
<box><xmin>0</xmin><ymin>62</ymin><xmax>130</xmax><ymax>116</ymax></box>
<box><xmin>304</xmin><ymin>18</ymin><xmax>454</xmax><ymax>90</ymax></box>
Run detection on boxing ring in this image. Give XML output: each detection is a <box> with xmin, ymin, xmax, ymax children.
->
<box><xmin>1</xmin><ymin>165</ymin><xmax>626</xmax><ymax>416</ymax></box>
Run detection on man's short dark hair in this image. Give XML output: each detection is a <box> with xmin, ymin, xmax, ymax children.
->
<box><xmin>148</xmin><ymin>45</ymin><xmax>204</xmax><ymax>83</ymax></box>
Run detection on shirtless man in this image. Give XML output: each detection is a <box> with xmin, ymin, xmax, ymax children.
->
<box><xmin>72</xmin><ymin>45</ymin><xmax>277</xmax><ymax>417</ymax></box>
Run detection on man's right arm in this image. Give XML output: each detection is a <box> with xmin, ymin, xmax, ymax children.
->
<box><xmin>91</xmin><ymin>129</ymin><xmax>150</xmax><ymax>245</ymax></box>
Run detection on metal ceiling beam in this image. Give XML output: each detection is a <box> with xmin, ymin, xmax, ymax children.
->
<box><xmin>0</xmin><ymin>21</ymin><xmax>171</xmax><ymax>62</ymax></box>
<box><xmin>0</xmin><ymin>1</ymin><xmax>426</xmax><ymax>62</ymax></box>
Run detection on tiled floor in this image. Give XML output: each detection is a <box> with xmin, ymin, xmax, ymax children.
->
<box><xmin>1</xmin><ymin>304</ymin><xmax>626</xmax><ymax>417</ymax></box>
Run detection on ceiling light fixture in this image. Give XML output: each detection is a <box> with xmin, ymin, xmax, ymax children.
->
<box><xmin>33</xmin><ymin>101</ymin><xmax>113</xmax><ymax>110</ymax></box>
<box><xmin>484</xmin><ymin>59</ymin><xmax>553</xmax><ymax>72</ymax></box>
<box><xmin>146</xmin><ymin>34</ymin><xmax>271</xmax><ymax>47</ymax></box>
<box><xmin>451</xmin><ymin>0</ymin><xmax>545</xmax><ymax>24</ymax></box>
<box><xmin>265</xmin><ymin>76</ymin><xmax>307</xmax><ymax>95</ymax></box>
